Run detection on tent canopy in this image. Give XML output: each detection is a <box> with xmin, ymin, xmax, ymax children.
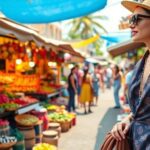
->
<box><xmin>108</xmin><ymin>40</ymin><xmax>145</xmax><ymax>57</ymax></box>
<box><xmin>0</xmin><ymin>13</ymin><xmax>85</xmax><ymax>60</ymax></box>
<box><xmin>0</xmin><ymin>0</ymin><xmax>107</xmax><ymax>23</ymax></box>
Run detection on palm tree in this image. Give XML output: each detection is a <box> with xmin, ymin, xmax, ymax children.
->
<box><xmin>67</xmin><ymin>14</ymin><xmax>108</xmax><ymax>39</ymax></box>
<box><xmin>65</xmin><ymin>14</ymin><xmax>107</xmax><ymax>56</ymax></box>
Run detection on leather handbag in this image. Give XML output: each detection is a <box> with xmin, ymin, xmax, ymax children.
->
<box><xmin>100</xmin><ymin>133</ymin><xmax>130</xmax><ymax>150</ymax></box>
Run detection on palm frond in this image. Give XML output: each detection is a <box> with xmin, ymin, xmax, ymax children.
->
<box><xmin>91</xmin><ymin>20</ymin><xmax>107</xmax><ymax>33</ymax></box>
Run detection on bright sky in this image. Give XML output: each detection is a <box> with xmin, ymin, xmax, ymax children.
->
<box><xmin>97</xmin><ymin>0</ymin><xmax>131</xmax><ymax>33</ymax></box>
<box><xmin>61</xmin><ymin>0</ymin><xmax>132</xmax><ymax>39</ymax></box>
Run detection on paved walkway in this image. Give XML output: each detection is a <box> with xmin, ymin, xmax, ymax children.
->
<box><xmin>59</xmin><ymin>88</ymin><xmax>122</xmax><ymax>150</ymax></box>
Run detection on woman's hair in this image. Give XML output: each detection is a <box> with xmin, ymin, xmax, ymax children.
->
<box><xmin>82</xmin><ymin>69</ymin><xmax>89</xmax><ymax>82</ymax></box>
<box><xmin>71</xmin><ymin>67</ymin><xmax>76</xmax><ymax>74</ymax></box>
<box><xmin>143</xmin><ymin>8</ymin><xmax>150</xmax><ymax>15</ymax></box>
<box><xmin>114</xmin><ymin>65</ymin><xmax>120</xmax><ymax>74</ymax></box>
<box><xmin>97</xmin><ymin>64</ymin><xmax>102</xmax><ymax>70</ymax></box>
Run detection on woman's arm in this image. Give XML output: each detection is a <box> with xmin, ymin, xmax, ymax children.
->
<box><xmin>113</xmin><ymin>73</ymin><xmax>121</xmax><ymax>80</ymax></box>
<box><xmin>89</xmin><ymin>75</ymin><xmax>93</xmax><ymax>89</ymax></box>
<box><xmin>111</xmin><ymin>112</ymin><xmax>133</xmax><ymax>140</ymax></box>
<box><xmin>122</xmin><ymin>112</ymin><xmax>133</xmax><ymax>123</ymax></box>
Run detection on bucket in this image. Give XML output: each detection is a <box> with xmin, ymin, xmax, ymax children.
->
<box><xmin>60</xmin><ymin>121</ymin><xmax>70</xmax><ymax>132</ymax></box>
<box><xmin>18</xmin><ymin>126</ymin><xmax>35</xmax><ymax>149</ymax></box>
<box><xmin>25</xmin><ymin>138</ymin><xmax>36</xmax><ymax>149</ymax></box>
<box><xmin>48</xmin><ymin>123</ymin><xmax>61</xmax><ymax>137</ymax></box>
<box><xmin>42</xmin><ymin>130</ymin><xmax>58</xmax><ymax>147</ymax></box>
<box><xmin>18</xmin><ymin>126</ymin><xmax>35</xmax><ymax>139</ymax></box>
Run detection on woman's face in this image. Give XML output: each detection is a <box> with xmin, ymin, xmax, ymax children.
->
<box><xmin>130</xmin><ymin>7</ymin><xmax>150</xmax><ymax>43</ymax></box>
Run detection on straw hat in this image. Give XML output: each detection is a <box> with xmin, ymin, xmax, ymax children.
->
<box><xmin>121</xmin><ymin>0</ymin><xmax>150</xmax><ymax>12</ymax></box>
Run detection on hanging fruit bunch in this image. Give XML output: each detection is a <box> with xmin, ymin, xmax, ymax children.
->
<box><xmin>0</xmin><ymin>44</ymin><xmax>9</xmax><ymax>59</ymax></box>
<box><xmin>49</xmin><ymin>49</ymin><xmax>57</xmax><ymax>61</ymax></box>
<box><xmin>56</xmin><ymin>51</ymin><xmax>64</xmax><ymax>63</ymax></box>
<box><xmin>39</xmin><ymin>46</ymin><xmax>47</xmax><ymax>59</ymax></box>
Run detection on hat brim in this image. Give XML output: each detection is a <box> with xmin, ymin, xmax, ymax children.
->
<box><xmin>121</xmin><ymin>0</ymin><xmax>150</xmax><ymax>12</ymax></box>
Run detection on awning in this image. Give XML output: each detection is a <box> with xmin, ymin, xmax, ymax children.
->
<box><xmin>86</xmin><ymin>57</ymin><xmax>108</xmax><ymax>65</ymax></box>
<box><xmin>0</xmin><ymin>13</ymin><xmax>84</xmax><ymax>59</ymax></box>
<box><xmin>108</xmin><ymin>40</ymin><xmax>145</xmax><ymax>57</ymax></box>
<box><xmin>57</xmin><ymin>44</ymin><xmax>85</xmax><ymax>59</ymax></box>
<box><xmin>0</xmin><ymin>13</ymin><xmax>49</xmax><ymax>47</ymax></box>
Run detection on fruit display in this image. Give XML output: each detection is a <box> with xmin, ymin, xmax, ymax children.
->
<box><xmin>48</xmin><ymin>113</ymin><xmax>72</xmax><ymax>122</ymax></box>
<box><xmin>13</xmin><ymin>97</ymin><xmax>38</xmax><ymax>106</ymax></box>
<box><xmin>0</xmin><ymin>94</ymin><xmax>9</xmax><ymax>104</ymax></box>
<box><xmin>0</xmin><ymin>102</ymin><xmax>20</xmax><ymax>111</ymax></box>
<box><xmin>21</xmin><ymin>96</ymin><xmax>38</xmax><ymax>103</ymax></box>
<box><xmin>43</xmin><ymin>104</ymin><xmax>58</xmax><ymax>112</ymax></box>
<box><xmin>15</xmin><ymin>114</ymin><xmax>39</xmax><ymax>126</ymax></box>
<box><xmin>37</xmin><ymin>86</ymin><xmax>57</xmax><ymax>94</ymax></box>
<box><xmin>0</xmin><ymin>73</ymin><xmax>39</xmax><ymax>92</ymax></box>
<box><xmin>13</xmin><ymin>99</ymin><xmax>28</xmax><ymax>106</ymax></box>
<box><xmin>0</xmin><ymin>119</ymin><xmax>9</xmax><ymax>127</ymax></box>
<box><xmin>33</xmin><ymin>143</ymin><xmax>57</xmax><ymax>150</ymax></box>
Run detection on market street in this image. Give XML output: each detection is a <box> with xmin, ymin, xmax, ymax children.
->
<box><xmin>59</xmin><ymin>88</ymin><xmax>122</xmax><ymax>150</ymax></box>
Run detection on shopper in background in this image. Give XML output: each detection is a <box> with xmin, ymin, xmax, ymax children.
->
<box><xmin>67</xmin><ymin>66</ymin><xmax>78</xmax><ymax>112</ymax></box>
<box><xmin>74</xmin><ymin>64</ymin><xmax>83</xmax><ymax>108</ymax></box>
<box><xmin>106</xmin><ymin>66</ymin><xmax>112</xmax><ymax>89</ymax></box>
<box><xmin>97</xmin><ymin>64</ymin><xmax>105</xmax><ymax>92</ymax></box>
<box><xmin>80</xmin><ymin>68</ymin><xmax>93</xmax><ymax>114</ymax></box>
<box><xmin>92</xmin><ymin>65</ymin><xmax>101</xmax><ymax>106</ymax></box>
<box><xmin>124</xmin><ymin>63</ymin><xmax>134</xmax><ymax>104</ymax></box>
<box><xmin>111</xmin><ymin>1</ymin><xmax>150</xmax><ymax>149</ymax></box>
<box><xmin>112</xmin><ymin>65</ymin><xmax>121</xmax><ymax>109</ymax></box>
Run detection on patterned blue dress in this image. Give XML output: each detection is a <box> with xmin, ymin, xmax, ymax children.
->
<box><xmin>128</xmin><ymin>51</ymin><xmax>150</xmax><ymax>150</ymax></box>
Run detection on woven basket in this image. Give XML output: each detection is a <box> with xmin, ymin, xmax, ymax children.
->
<box><xmin>15</xmin><ymin>114</ymin><xmax>39</xmax><ymax>126</ymax></box>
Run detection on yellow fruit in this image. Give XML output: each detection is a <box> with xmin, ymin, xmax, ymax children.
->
<box><xmin>33</xmin><ymin>143</ymin><xmax>57</xmax><ymax>150</ymax></box>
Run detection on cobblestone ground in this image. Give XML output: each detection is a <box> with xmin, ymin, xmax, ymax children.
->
<box><xmin>58</xmin><ymin>88</ymin><xmax>122</xmax><ymax>150</ymax></box>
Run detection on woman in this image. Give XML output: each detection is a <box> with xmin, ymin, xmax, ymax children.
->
<box><xmin>67</xmin><ymin>67</ymin><xmax>77</xmax><ymax>112</ymax></box>
<box><xmin>92</xmin><ymin>66</ymin><xmax>101</xmax><ymax>106</ymax></box>
<box><xmin>80</xmin><ymin>68</ymin><xmax>93</xmax><ymax>114</ymax></box>
<box><xmin>97</xmin><ymin>64</ymin><xmax>105</xmax><ymax>92</ymax></box>
<box><xmin>112</xmin><ymin>65</ymin><xmax>121</xmax><ymax>108</ymax></box>
<box><xmin>111</xmin><ymin>0</ymin><xmax>150</xmax><ymax>149</ymax></box>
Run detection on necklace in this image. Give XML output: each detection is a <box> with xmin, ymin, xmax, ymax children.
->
<box><xmin>139</xmin><ymin>55</ymin><xmax>150</xmax><ymax>98</ymax></box>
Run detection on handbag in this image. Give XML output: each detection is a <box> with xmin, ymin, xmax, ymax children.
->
<box><xmin>100</xmin><ymin>132</ymin><xmax>130</xmax><ymax>150</ymax></box>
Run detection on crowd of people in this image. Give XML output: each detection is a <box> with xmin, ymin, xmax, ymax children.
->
<box><xmin>66</xmin><ymin>62</ymin><xmax>134</xmax><ymax>114</ymax></box>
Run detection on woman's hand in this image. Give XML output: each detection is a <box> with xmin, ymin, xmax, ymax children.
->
<box><xmin>111</xmin><ymin>121</ymin><xmax>130</xmax><ymax>141</ymax></box>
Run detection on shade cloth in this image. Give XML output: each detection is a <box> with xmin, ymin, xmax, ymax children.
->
<box><xmin>0</xmin><ymin>0</ymin><xmax>107</xmax><ymax>23</ymax></box>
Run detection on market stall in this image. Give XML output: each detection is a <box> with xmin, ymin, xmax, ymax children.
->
<box><xmin>0</xmin><ymin>15</ymin><xmax>83</xmax><ymax>150</ymax></box>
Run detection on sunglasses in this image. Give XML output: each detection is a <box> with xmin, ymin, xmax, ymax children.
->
<box><xmin>129</xmin><ymin>14</ymin><xmax>150</xmax><ymax>25</ymax></box>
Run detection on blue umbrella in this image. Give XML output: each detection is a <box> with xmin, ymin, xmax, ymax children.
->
<box><xmin>0</xmin><ymin>0</ymin><xmax>107</xmax><ymax>23</ymax></box>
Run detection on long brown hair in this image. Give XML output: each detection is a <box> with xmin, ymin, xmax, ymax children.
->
<box><xmin>82</xmin><ymin>69</ymin><xmax>89</xmax><ymax>82</ymax></box>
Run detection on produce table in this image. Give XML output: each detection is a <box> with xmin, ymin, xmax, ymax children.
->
<box><xmin>0</xmin><ymin>102</ymin><xmax>39</xmax><ymax>127</ymax></box>
<box><xmin>25</xmin><ymin>88</ymin><xmax>63</xmax><ymax>101</ymax></box>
